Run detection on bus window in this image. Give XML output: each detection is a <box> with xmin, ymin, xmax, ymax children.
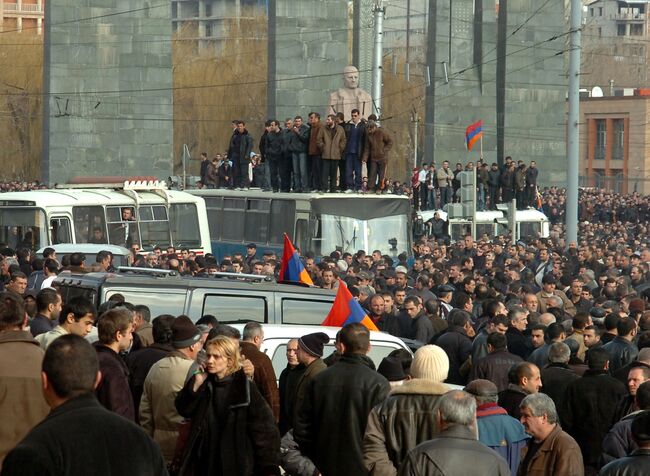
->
<box><xmin>475</xmin><ymin>223</ymin><xmax>495</xmax><ymax>241</ymax></box>
<box><xmin>51</xmin><ymin>217</ymin><xmax>72</xmax><ymax>244</ymax></box>
<box><xmin>519</xmin><ymin>222</ymin><xmax>541</xmax><ymax>240</ymax></box>
<box><xmin>204</xmin><ymin>197</ymin><xmax>223</xmax><ymax>240</ymax></box>
<box><xmin>169</xmin><ymin>203</ymin><xmax>201</xmax><ymax>248</ymax></box>
<box><xmin>219</xmin><ymin>199</ymin><xmax>245</xmax><ymax>242</ymax></box>
<box><xmin>138</xmin><ymin>205</ymin><xmax>171</xmax><ymax>249</ymax></box>
<box><xmin>106</xmin><ymin>207</ymin><xmax>140</xmax><ymax>248</ymax></box>
<box><xmin>245</xmin><ymin>199</ymin><xmax>270</xmax><ymax>243</ymax></box>
<box><xmin>269</xmin><ymin>200</ymin><xmax>295</xmax><ymax>245</ymax></box>
<box><xmin>0</xmin><ymin>209</ymin><xmax>46</xmax><ymax>250</ymax></box>
<box><xmin>73</xmin><ymin>206</ymin><xmax>107</xmax><ymax>244</ymax></box>
<box><xmin>202</xmin><ymin>294</ymin><xmax>266</xmax><ymax>323</ymax></box>
<box><xmin>294</xmin><ymin>218</ymin><xmax>309</xmax><ymax>253</ymax></box>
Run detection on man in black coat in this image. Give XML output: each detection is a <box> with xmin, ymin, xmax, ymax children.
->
<box><xmin>2</xmin><ymin>334</ymin><xmax>167</xmax><ymax>476</ymax></box>
<box><xmin>600</xmin><ymin>410</ymin><xmax>650</xmax><ymax>476</ymax></box>
<box><xmin>498</xmin><ymin>362</ymin><xmax>542</xmax><ymax>420</ymax></box>
<box><xmin>469</xmin><ymin>332</ymin><xmax>522</xmax><ymax>393</ymax></box>
<box><xmin>562</xmin><ymin>346</ymin><xmax>628</xmax><ymax>473</ymax></box>
<box><xmin>294</xmin><ymin>323</ymin><xmax>390</xmax><ymax>476</ymax></box>
<box><xmin>435</xmin><ymin>310</ymin><xmax>474</xmax><ymax>385</ymax></box>
<box><xmin>603</xmin><ymin>317</ymin><xmax>639</xmax><ymax>373</ymax></box>
<box><xmin>539</xmin><ymin>342</ymin><xmax>579</xmax><ymax>426</ymax></box>
<box><xmin>505</xmin><ymin>306</ymin><xmax>532</xmax><ymax>360</ymax></box>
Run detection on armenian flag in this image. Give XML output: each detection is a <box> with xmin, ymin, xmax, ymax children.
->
<box><xmin>278</xmin><ymin>234</ymin><xmax>313</xmax><ymax>285</ymax></box>
<box><xmin>465</xmin><ymin>120</ymin><xmax>483</xmax><ymax>151</ymax></box>
<box><xmin>322</xmin><ymin>279</ymin><xmax>379</xmax><ymax>331</ymax></box>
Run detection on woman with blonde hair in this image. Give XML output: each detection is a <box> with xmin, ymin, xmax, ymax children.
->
<box><xmin>175</xmin><ymin>335</ymin><xmax>280</xmax><ymax>475</ymax></box>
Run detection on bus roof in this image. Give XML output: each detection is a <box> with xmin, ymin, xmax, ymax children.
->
<box><xmin>0</xmin><ymin>188</ymin><xmax>203</xmax><ymax>207</ymax></box>
<box><xmin>188</xmin><ymin>188</ymin><xmax>411</xmax><ymax>202</ymax></box>
<box><xmin>417</xmin><ymin>208</ymin><xmax>549</xmax><ymax>223</ymax></box>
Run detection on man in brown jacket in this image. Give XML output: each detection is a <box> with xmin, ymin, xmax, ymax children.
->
<box><xmin>518</xmin><ymin>393</ymin><xmax>584</xmax><ymax>476</ymax></box>
<box><xmin>241</xmin><ymin>322</ymin><xmax>280</xmax><ymax>422</ymax></box>
<box><xmin>0</xmin><ymin>292</ymin><xmax>49</xmax><ymax>470</ymax></box>
<box><xmin>317</xmin><ymin>114</ymin><xmax>347</xmax><ymax>192</ymax></box>
<box><xmin>362</xmin><ymin>120</ymin><xmax>393</xmax><ymax>193</ymax></box>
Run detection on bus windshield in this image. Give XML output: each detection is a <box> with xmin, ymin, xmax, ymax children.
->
<box><xmin>0</xmin><ymin>208</ymin><xmax>47</xmax><ymax>250</ymax></box>
<box><xmin>318</xmin><ymin>214</ymin><xmax>409</xmax><ymax>257</ymax></box>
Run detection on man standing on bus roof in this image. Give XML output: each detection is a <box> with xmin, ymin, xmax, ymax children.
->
<box><xmin>361</xmin><ymin>120</ymin><xmax>393</xmax><ymax>194</ymax></box>
<box><xmin>228</xmin><ymin>120</ymin><xmax>254</xmax><ymax>190</ymax></box>
<box><xmin>343</xmin><ymin>108</ymin><xmax>366</xmax><ymax>193</ymax></box>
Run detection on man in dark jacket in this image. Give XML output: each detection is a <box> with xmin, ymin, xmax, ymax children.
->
<box><xmin>94</xmin><ymin>308</ymin><xmax>136</xmax><ymax>421</ymax></box>
<box><xmin>278</xmin><ymin>339</ymin><xmax>305</xmax><ymax>435</ymax></box>
<box><xmin>601</xmin><ymin>381</ymin><xmax>650</xmax><ymax>466</ymax></box>
<box><xmin>29</xmin><ymin>288</ymin><xmax>61</xmax><ymax>337</ymax></box>
<box><xmin>361</xmin><ymin>120</ymin><xmax>393</xmax><ymax>193</ymax></box>
<box><xmin>603</xmin><ymin>317</ymin><xmax>639</xmax><ymax>373</ymax></box>
<box><xmin>2</xmin><ymin>334</ymin><xmax>167</xmax><ymax>476</ymax></box>
<box><xmin>563</xmin><ymin>346</ymin><xmax>628</xmax><ymax>473</ymax></box>
<box><xmin>261</xmin><ymin>120</ymin><xmax>284</xmax><ymax>192</ymax></box>
<box><xmin>469</xmin><ymin>332</ymin><xmax>523</xmax><ymax>392</ymax></box>
<box><xmin>399</xmin><ymin>390</ymin><xmax>511</xmax><ymax>476</ymax></box>
<box><xmin>403</xmin><ymin>296</ymin><xmax>435</xmax><ymax>346</ymax></box>
<box><xmin>363</xmin><ymin>345</ymin><xmax>450</xmax><ymax>474</ymax></box>
<box><xmin>600</xmin><ymin>410</ymin><xmax>650</xmax><ymax>476</ymax></box>
<box><xmin>343</xmin><ymin>109</ymin><xmax>366</xmax><ymax>192</ymax></box>
<box><xmin>487</xmin><ymin>163</ymin><xmax>501</xmax><ymax>209</ymax></box>
<box><xmin>506</xmin><ymin>306</ymin><xmax>532</xmax><ymax>360</ymax></box>
<box><xmin>498</xmin><ymin>362</ymin><xmax>542</xmax><ymax>420</ymax></box>
<box><xmin>524</xmin><ymin>160</ymin><xmax>538</xmax><ymax>208</ymax></box>
<box><xmin>539</xmin><ymin>342</ymin><xmax>579</xmax><ymax>426</ymax></box>
<box><xmin>435</xmin><ymin>310</ymin><xmax>474</xmax><ymax>385</ymax></box>
<box><xmin>228</xmin><ymin>120</ymin><xmax>254</xmax><ymax>190</ymax></box>
<box><xmin>279</xmin><ymin>118</ymin><xmax>294</xmax><ymax>193</ymax></box>
<box><xmin>291</xmin><ymin>332</ymin><xmax>329</xmax><ymax>430</ymax></box>
<box><xmin>294</xmin><ymin>323</ymin><xmax>390</xmax><ymax>476</ymax></box>
<box><xmin>288</xmin><ymin>116</ymin><xmax>310</xmax><ymax>193</ymax></box>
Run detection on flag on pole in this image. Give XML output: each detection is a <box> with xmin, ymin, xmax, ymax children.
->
<box><xmin>278</xmin><ymin>234</ymin><xmax>313</xmax><ymax>285</ymax></box>
<box><xmin>465</xmin><ymin>120</ymin><xmax>483</xmax><ymax>151</ymax></box>
<box><xmin>322</xmin><ymin>279</ymin><xmax>379</xmax><ymax>331</ymax></box>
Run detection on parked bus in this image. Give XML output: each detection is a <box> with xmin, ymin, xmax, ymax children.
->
<box><xmin>418</xmin><ymin>208</ymin><xmax>550</xmax><ymax>242</ymax></box>
<box><xmin>0</xmin><ymin>180</ymin><xmax>211</xmax><ymax>254</ymax></box>
<box><xmin>188</xmin><ymin>189</ymin><xmax>412</xmax><ymax>260</ymax></box>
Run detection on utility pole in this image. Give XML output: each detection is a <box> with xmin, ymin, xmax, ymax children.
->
<box><xmin>372</xmin><ymin>0</ymin><xmax>385</xmax><ymax>118</ymax></box>
<box><xmin>566</xmin><ymin>0</ymin><xmax>581</xmax><ymax>246</ymax></box>
<box><xmin>412</xmin><ymin>111</ymin><xmax>419</xmax><ymax>169</ymax></box>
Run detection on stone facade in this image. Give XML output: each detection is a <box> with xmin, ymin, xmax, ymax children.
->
<box><xmin>43</xmin><ymin>0</ymin><xmax>173</xmax><ymax>184</ymax></box>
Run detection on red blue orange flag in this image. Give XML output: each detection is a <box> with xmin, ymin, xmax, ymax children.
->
<box><xmin>322</xmin><ymin>279</ymin><xmax>379</xmax><ymax>331</ymax></box>
<box><xmin>465</xmin><ymin>120</ymin><xmax>483</xmax><ymax>151</ymax></box>
<box><xmin>278</xmin><ymin>234</ymin><xmax>313</xmax><ymax>285</ymax></box>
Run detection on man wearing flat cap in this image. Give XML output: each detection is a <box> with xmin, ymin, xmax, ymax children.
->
<box><xmin>245</xmin><ymin>242</ymin><xmax>257</xmax><ymax>268</ymax></box>
<box><xmin>139</xmin><ymin>315</ymin><xmax>204</xmax><ymax>463</ymax></box>
<box><xmin>465</xmin><ymin>379</ymin><xmax>529</xmax><ymax>475</ymax></box>
<box><xmin>291</xmin><ymin>332</ymin><xmax>329</xmax><ymax>429</ymax></box>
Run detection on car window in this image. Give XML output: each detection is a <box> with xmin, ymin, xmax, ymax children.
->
<box><xmin>281</xmin><ymin>298</ymin><xmax>334</xmax><ymax>325</ymax></box>
<box><xmin>203</xmin><ymin>294</ymin><xmax>266</xmax><ymax>323</ymax></box>
<box><xmin>105</xmin><ymin>290</ymin><xmax>185</xmax><ymax>317</ymax></box>
<box><xmin>367</xmin><ymin>343</ymin><xmax>402</xmax><ymax>368</ymax></box>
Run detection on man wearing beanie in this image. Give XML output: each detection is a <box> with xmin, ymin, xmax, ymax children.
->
<box><xmin>295</xmin><ymin>323</ymin><xmax>390</xmax><ymax>476</ymax></box>
<box><xmin>291</xmin><ymin>332</ymin><xmax>329</xmax><ymax>430</ymax></box>
<box><xmin>241</xmin><ymin>322</ymin><xmax>280</xmax><ymax>422</ymax></box>
<box><xmin>363</xmin><ymin>345</ymin><xmax>450</xmax><ymax>474</ymax></box>
<box><xmin>139</xmin><ymin>314</ymin><xmax>203</xmax><ymax>464</ymax></box>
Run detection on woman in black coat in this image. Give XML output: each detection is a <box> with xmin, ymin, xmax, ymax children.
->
<box><xmin>175</xmin><ymin>335</ymin><xmax>281</xmax><ymax>476</ymax></box>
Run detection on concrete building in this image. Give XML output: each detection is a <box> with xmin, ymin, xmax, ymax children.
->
<box><xmin>42</xmin><ymin>0</ymin><xmax>173</xmax><ymax>184</ymax></box>
<box><xmin>0</xmin><ymin>0</ymin><xmax>44</xmax><ymax>34</ymax></box>
<box><xmin>579</xmin><ymin>93</ymin><xmax>650</xmax><ymax>194</ymax></box>
<box><xmin>585</xmin><ymin>0</ymin><xmax>650</xmax><ymax>37</ymax></box>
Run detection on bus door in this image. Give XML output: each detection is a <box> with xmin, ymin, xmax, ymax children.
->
<box><xmin>50</xmin><ymin>215</ymin><xmax>73</xmax><ymax>245</ymax></box>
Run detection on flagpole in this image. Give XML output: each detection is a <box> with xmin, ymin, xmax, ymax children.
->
<box><xmin>480</xmin><ymin>134</ymin><xmax>483</xmax><ymax>160</ymax></box>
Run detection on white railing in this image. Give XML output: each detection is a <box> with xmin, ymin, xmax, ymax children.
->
<box><xmin>3</xmin><ymin>3</ymin><xmax>44</xmax><ymax>14</ymax></box>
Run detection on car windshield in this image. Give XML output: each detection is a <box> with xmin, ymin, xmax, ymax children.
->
<box><xmin>0</xmin><ymin>208</ymin><xmax>47</xmax><ymax>250</ymax></box>
<box><xmin>318</xmin><ymin>214</ymin><xmax>409</xmax><ymax>257</ymax></box>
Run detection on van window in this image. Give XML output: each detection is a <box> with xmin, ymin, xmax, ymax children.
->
<box><xmin>105</xmin><ymin>290</ymin><xmax>185</xmax><ymax>317</ymax></box>
<box><xmin>270</xmin><ymin>342</ymin><xmax>338</xmax><ymax>378</ymax></box>
<box><xmin>203</xmin><ymin>294</ymin><xmax>266</xmax><ymax>323</ymax></box>
<box><xmin>282</xmin><ymin>298</ymin><xmax>334</xmax><ymax>325</ymax></box>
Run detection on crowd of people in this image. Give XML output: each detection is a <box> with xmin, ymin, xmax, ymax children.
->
<box><xmin>0</xmin><ymin>174</ymin><xmax>648</xmax><ymax>475</ymax></box>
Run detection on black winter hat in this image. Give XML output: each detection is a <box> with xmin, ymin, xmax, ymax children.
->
<box><xmin>172</xmin><ymin>315</ymin><xmax>201</xmax><ymax>349</ymax></box>
<box><xmin>377</xmin><ymin>356</ymin><xmax>407</xmax><ymax>382</ymax></box>
<box><xmin>298</xmin><ymin>332</ymin><xmax>330</xmax><ymax>358</ymax></box>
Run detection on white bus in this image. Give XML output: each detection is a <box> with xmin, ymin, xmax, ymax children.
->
<box><xmin>0</xmin><ymin>180</ymin><xmax>211</xmax><ymax>254</ymax></box>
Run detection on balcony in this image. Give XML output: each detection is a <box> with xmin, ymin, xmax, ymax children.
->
<box><xmin>614</xmin><ymin>12</ymin><xmax>646</xmax><ymax>21</ymax></box>
<box><xmin>3</xmin><ymin>3</ymin><xmax>44</xmax><ymax>14</ymax></box>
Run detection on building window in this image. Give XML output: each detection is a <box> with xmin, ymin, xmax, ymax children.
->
<box><xmin>613</xmin><ymin>119</ymin><xmax>624</xmax><ymax>160</ymax></box>
<box><xmin>618</xmin><ymin>24</ymin><xmax>626</xmax><ymax>35</ymax></box>
<box><xmin>590</xmin><ymin>7</ymin><xmax>594</xmax><ymax>16</ymax></box>
<box><xmin>598</xmin><ymin>27</ymin><xmax>602</xmax><ymax>37</ymax></box>
<box><xmin>595</xmin><ymin>119</ymin><xmax>606</xmax><ymax>160</ymax></box>
<box><xmin>599</xmin><ymin>7</ymin><xmax>603</xmax><ymax>16</ymax></box>
<box><xmin>631</xmin><ymin>24</ymin><xmax>643</xmax><ymax>35</ymax></box>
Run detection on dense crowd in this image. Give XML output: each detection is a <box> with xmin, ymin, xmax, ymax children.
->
<box><xmin>0</xmin><ymin>174</ymin><xmax>648</xmax><ymax>476</ymax></box>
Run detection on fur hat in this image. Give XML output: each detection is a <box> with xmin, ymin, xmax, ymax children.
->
<box><xmin>410</xmin><ymin>345</ymin><xmax>449</xmax><ymax>382</ymax></box>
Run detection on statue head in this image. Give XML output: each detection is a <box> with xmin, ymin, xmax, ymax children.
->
<box><xmin>343</xmin><ymin>65</ymin><xmax>360</xmax><ymax>90</ymax></box>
